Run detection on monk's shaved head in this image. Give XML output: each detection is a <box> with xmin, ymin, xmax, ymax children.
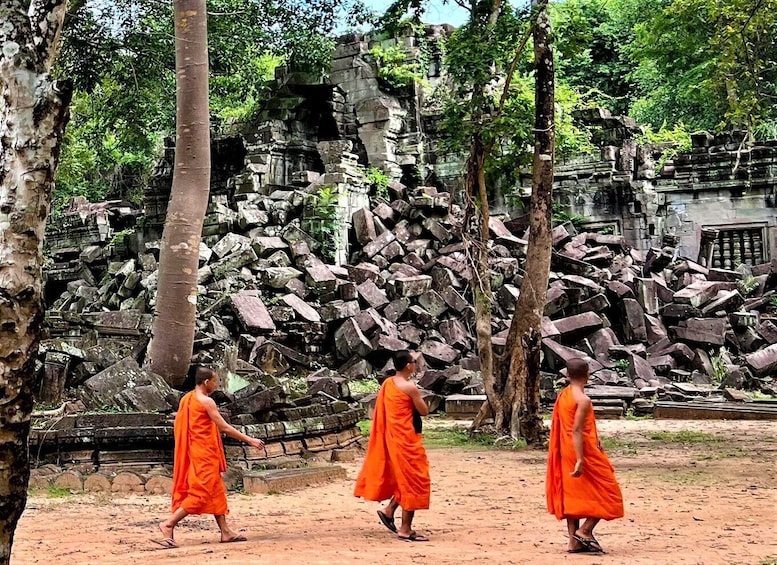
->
<box><xmin>194</xmin><ymin>366</ymin><xmax>216</xmax><ymax>385</ymax></box>
<box><xmin>567</xmin><ymin>358</ymin><xmax>590</xmax><ymax>382</ymax></box>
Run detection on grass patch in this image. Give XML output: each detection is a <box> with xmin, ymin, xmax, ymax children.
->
<box><xmin>647</xmin><ymin>430</ymin><xmax>720</xmax><ymax>444</ymax></box>
<box><xmin>356</xmin><ymin>420</ymin><xmax>527</xmax><ymax>449</ymax></box>
<box><xmin>45</xmin><ymin>485</ymin><xmax>73</xmax><ymax>498</ymax></box>
<box><xmin>695</xmin><ymin>447</ymin><xmax>750</xmax><ymax>461</ymax></box>
<box><xmin>423</xmin><ymin>428</ymin><xmax>526</xmax><ymax>450</ymax></box>
<box><xmin>357</xmin><ymin>420</ymin><xmax>371</xmax><ymax>437</ymax></box>
<box><xmin>625</xmin><ymin>413</ymin><xmax>653</xmax><ymax>421</ymax></box>
<box><xmin>601</xmin><ymin>437</ymin><xmax>639</xmax><ymax>455</ymax></box>
<box><xmin>350</xmin><ymin>379</ymin><xmax>380</xmax><ymax>395</ymax></box>
<box><xmin>657</xmin><ymin>468</ymin><xmax>715</xmax><ymax>486</ymax></box>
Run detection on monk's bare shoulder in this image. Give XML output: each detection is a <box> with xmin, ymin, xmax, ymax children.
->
<box><xmin>196</xmin><ymin>391</ymin><xmax>217</xmax><ymax>407</ymax></box>
<box><xmin>571</xmin><ymin>387</ymin><xmax>592</xmax><ymax>408</ymax></box>
<box><xmin>393</xmin><ymin>377</ymin><xmax>418</xmax><ymax>394</ymax></box>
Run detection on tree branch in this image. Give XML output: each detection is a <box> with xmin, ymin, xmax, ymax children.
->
<box><xmin>28</xmin><ymin>0</ymin><xmax>69</xmax><ymax>70</ymax></box>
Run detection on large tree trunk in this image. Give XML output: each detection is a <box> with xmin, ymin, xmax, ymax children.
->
<box><xmin>0</xmin><ymin>1</ymin><xmax>71</xmax><ymax>562</ymax></box>
<box><xmin>503</xmin><ymin>0</ymin><xmax>555</xmax><ymax>443</ymax></box>
<box><xmin>463</xmin><ymin>132</ymin><xmax>501</xmax><ymax>428</ymax></box>
<box><xmin>148</xmin><ymin>0</ymin><xmax>211</xmax><ymax>387</ymax></box>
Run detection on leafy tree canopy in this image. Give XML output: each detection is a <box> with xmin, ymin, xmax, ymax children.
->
<box><xmin>54</xmin><ymin>0</ymin><xmax>369</xmax><ymax>210</ymax></box>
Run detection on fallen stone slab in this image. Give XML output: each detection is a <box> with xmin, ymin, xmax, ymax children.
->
<box><xmin>281</xmin><ymin>293</ymin><xmax>321</xmax><ymax>323</ymax></box>
<box><xmin>231</xmin><ymin>291</ymin><xmax>276</xmax><ymax>331</ymax></box>
<box><xmin>444</xmin><ymin>394</ymin><xmax>486</xmax><ymax>419</ymax></box>
<box><xmin>242</xmin><ymin>466</ymin><xmax>347</xmax><ymax>494</ymax></box>
<box><xmin>552</xmin><ymin>312</ymin><xmax>603</xmax><ymax>343</ymax></box>
<box><xmin>654</xmin><ymin>401</ymin><xmax>777</xmax><ymax>420</ymax></box>
<box><xmin>744</xmin><ymin>343</ymin><xmax>777</xmax><ymax>376</ymax></box>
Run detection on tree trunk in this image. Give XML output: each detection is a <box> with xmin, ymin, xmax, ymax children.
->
<box><xmin>0</xmin><ymin>1</ymin><xmax>71</xmax><ymax>562</ymax></box>
<box><xmin>463</xmin><ymin>132</ymin><xmax>502</xmax><ymax>429</ymax></box>
<box><xmin>148</xmin><ymin>0</ymin><xmax>211</xmax><ymax>387</ymax></box>
<box><xmin>503</xmin><ymin>0</ymin><xmax>554</xmax><ymax>443</ymax></box>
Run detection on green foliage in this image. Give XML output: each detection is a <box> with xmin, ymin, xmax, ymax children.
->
<box><xmin>45</xmin><ymin>485</ymin><xmax>74</xmax><ymax>498</ymax></box>
<box><xmin>635</xmin><ymin>121</ymin><xmax>692</xmax><ymax>174</ymax></box>
<box><xmin>370</xmin><ymin>44</ymin><xmax>425</xmax><ymax>91</ymax></box>
<box><xmin>552</xmin><ymin>204</ymin><xmax>588</xmax><ymax>229</ymax></box>
<box><xmin>349</xmin><ymin>379</ymin><xmax>381</xmax><ymax>395</ymax></box>
<box><xmin>551</xmin><ymin>0</ymin><xmax>636</xmax><ymax>116</ymax></box>
<box><xmin>357</xmin><ymin>420</ymin><xmax>372</xmax><ymax>436</ymax></box>
<box><xmin>211</xmin><ymin>50</ymin><xmax>285</xmax><ymax>131</ymax></box>
<box><xmin>613</xmin><ymin>358</ymin><xmax>630</xmax><ymax>377</ymax></box>
<box><xmin>364</xmin><ymin>166</ymin><xmax>391</xmax><ymax>200</ymax></box>
<box><xmin>110</xmin><ymin>228</ymin><xmax>136</xmax><ymax>246</ymax></box>
<box><xmin>303</xmin><ymin>186</ymin><xmax>342</xmax><ymax>262</ymax></box>
<box><xmin>628</xmin><ymin>0</ymin><xmax>777</xmax><ymax>131</ymax></box>
<box><xmin>550</xmin><ymin>0</ymin><xmax>777</xmax><ymax>135</ymax></box>
<box><xmin>737</xmin><ymin>275</ymin><xmax>759</xmax><ymax>297</ymax></box>
<box><xmin>710</xmin><ymin>348</ymin><xmax>730</xmax><ymax>385</ymax></box>
<box><xmin>55</xmin><ymin>0</ymin><xmax>367</xmax><ymax>207</ymax></box>
<box><xmin>625</xmin><ymin>412</ymin><xmax>653</xmax><ymax>421</ymax></box>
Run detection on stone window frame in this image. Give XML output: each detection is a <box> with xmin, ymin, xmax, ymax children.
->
<box><xmin>704</xmin><ymin>221</ymin><xmax>769</xmax><ymax>268</ymax></box>
<box><xmin>580</xmin><ymin>220</ymin><xmax>621</xmax><ymax>236</ymax></box>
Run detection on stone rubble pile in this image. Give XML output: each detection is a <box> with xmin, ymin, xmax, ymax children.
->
<box><xmin>40</xmin><ymin>171</ymin><xmax>777</xmax><ymax>423</ymax></box>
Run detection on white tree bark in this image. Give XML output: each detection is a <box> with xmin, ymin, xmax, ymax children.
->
<box><xmin>0</xmin><ymin>1</ymin><xmax>70</xmax><ymax>562</ymax></box>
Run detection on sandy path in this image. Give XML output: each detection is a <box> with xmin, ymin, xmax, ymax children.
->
<box><xmin>11</xmin><ymin>419</ymin><xmax>777</xmax><ymax>565</ymax></box>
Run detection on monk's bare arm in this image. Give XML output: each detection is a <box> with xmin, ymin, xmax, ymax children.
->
<box><xmin>395</xmin><ymin>379</ymin><xmax>429</xmax><ymax>416</ymax></box>
<box><xmin>571</xmin><ymin>395</ymin><xmax>591</xmax><ymax>477</ymax></box>
<box><xmin>201</xmin><ymin>395</ymin><xmax>265</xmax><ymax>448</ymax></box>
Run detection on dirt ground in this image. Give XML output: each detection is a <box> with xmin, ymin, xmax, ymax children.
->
<box><xmin>11</xmin><ymin>419</ymin><xmax>777</xmax><ymax>565</ymax></box>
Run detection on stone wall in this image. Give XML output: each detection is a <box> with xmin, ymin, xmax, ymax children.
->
<box><xmin>519</xmin><ymin>109</ymin><xmax>777</xmax><ymax>263</ymax></box>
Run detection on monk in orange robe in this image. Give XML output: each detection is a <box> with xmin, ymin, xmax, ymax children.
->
<box><xmin>546</xmin><ymin>358</ymin><xmax>624</xmax><ymax>554</ymax></box>
<box><xmin>154</xmin><ymin>366</ymin><xmax>265</xmax><ymax>549</ymax></box>
<box><xmin>354</xmin><ymin>350</ymin><xmax>431</xmax><ymax>541</ymax></box>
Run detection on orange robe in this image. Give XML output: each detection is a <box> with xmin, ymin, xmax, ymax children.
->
<box><xmin>546</xmin><ymin>386</ymin><xmax>624</xmax><ymax>521</ymax></box>
<box><xmin>171</xmin><ymin>391</ymin><xmax>229</xmax><ymax>515</ymax></box>
<box><xmin>354</xmin><ymin>377</ymin><xmax>430</xmax><ymax>511</ymax></box>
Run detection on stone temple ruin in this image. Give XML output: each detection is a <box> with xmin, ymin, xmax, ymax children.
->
<box><xmin>31</xmin><ymin>26</ymin><xmax>777</xmax><ymax>492</ymax></box>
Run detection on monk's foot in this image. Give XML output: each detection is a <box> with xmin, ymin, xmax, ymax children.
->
<box><xmin>573</xmin><ymin>531</ymin><xmax>604</xmax><ymax>553</ymax></box>
<box><xmin>377</xmin><ymin>510</ymin><xmax>397</xmax><ymax>533</ymax></box>
<box><xmin>397</xmin><ymin>530</ymin><xmax>429</xmax><ymax>542</ymax></box>
<box><xmin>567</xmin><ymin>538</ymin><xmax>586</xmax><ymax>552</ymax></box>
<box><xmin>159</xmin><ymin>522</ymin><xmax>175</xmax><ymax>542</ymax></box>
<box><xmin>221</xmin><ymin>530</ymin><xmax>248</xmax><ymax>543</ymax></box>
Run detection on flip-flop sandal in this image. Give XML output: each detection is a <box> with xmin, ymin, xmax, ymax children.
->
<box><xmin>377</xmin><ymin>511</ymin><xmax>397</xmax><ymax>533</ymax></box>
<box><xmin>221</xmin><ymin>534</ymin><xmax>247</xmax><ymax>543</ymax></box>
<box><xmin>567</xmin><ymin>546</ymin><xmax>594</xmax><ymax>553</ymax></box>
<box><xmin>398</xmin><ymin>532</ymin><xmax>429</xmax><ymax>542</ymax></box>
<box><xmin>573</xmin><ymin>535</ymin><xmax>605</xmax><ymax>554</ymax></box>
<box><xmin>150</xmin><ymin>537</ymin><xmax>178</xmax><ymax>549</ymax></box>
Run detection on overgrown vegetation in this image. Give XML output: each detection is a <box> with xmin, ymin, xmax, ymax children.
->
<box><xmin>710</xmin><ymin>348</ymin><xmax>730</xmax><ymax>385</ymax></box>
<box><xmin>364</xmin><ymin>166</ymin><xmax>391</xmax><ymax>200</ymax></box>
<box><xmin>44</xmin><ymin>486</ymin><xmax>73</xmax><ymax>498</ymax></box>
<box><xmin>49</xmin><ymin>0</ymin><xmax>777</xmax><ymax>211</ymax></box>
<box><xmin>349</xmin><ymin>379</ymin><xmax>381</xmax><ymax>395</ymax></box>
<box><xmin>551</xmin><ymin>204</ymin><xmax>588</xmax><ymax>230</ymax></box>
<box><xmin>635</xmin><ymin>122</ymin><xmax>693</xmax><ymax>174</ymax></box>
<box><xmin>737</xmin><ymin>274</ymin><xmax>760</xmax><ymax>297</ymax></box>
<box><xmin>302</xmin><ymin>186</ymin><xmax>342</xmax><ymax>262</ymax></box>
<box><xmin>370</xmin><ymin>44</ymin><xmax>426</xmax><ymax>91</ymax></box>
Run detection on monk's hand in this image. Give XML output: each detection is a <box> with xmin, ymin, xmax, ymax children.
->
<box><xmin>247</xmin><ymin>437</ymin><xmax>265</xmax><ymax>449</ymax></box>
<box><xmin>571</xmin><ymin>459</ymin><xmax>584</xmax><ymax>477</ymax></box>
